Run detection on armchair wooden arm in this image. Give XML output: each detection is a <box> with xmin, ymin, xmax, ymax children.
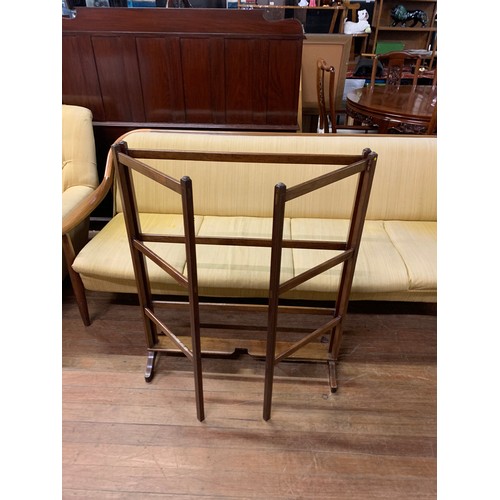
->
<box><xmin>62</xmin><ymin>152</ymin><xmax>114</xmax><ymax>235</ymax></box>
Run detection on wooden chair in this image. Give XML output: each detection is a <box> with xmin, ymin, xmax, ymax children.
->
<box><xmin>317</xmin><ymin>58</ymin><xmax>376</xmax><ymax>134</ymax></box>
<box><xmin>316</xmin><ymin>58</ymin><xmax>336</xmax><ymax>133</ymax></box>
<box><xmin>367</xmin><ymin>51</ymin><xmax>423</xmax><ymax>90</ymax></box>
<box><xmin>112</xmin><ymin>141</ymin><xmax>378</xmax><ymax>421</ymax></box>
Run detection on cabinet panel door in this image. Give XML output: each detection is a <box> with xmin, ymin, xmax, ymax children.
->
<box><xmin>91</xmin><ymin>36</ymin><xmax>145</xmax><ymax>123</ymax></box>
<box><xmin>62</xmin><ymin>35</ymin><xmax>105</xmax><ymax>121</ymax></box>
<box><xmin>136</xmin><ymin>37</ymin><xmax>186</xmax><ymax>123</ymax></box>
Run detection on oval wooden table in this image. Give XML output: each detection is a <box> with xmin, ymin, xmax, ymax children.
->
<box><xmin>346</xmin><ymin>85</ymin><xmax>437</xmax><ymax>134</ymax></box>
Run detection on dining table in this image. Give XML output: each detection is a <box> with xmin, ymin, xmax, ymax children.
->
<box><xmin>345</xmin><ymin>84</ymin><xmax>437</xmax><ymax>134</ymax></box>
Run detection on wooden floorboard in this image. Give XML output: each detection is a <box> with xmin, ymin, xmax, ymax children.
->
<box><xmin>62</xmin><ymin>280</ymin><xmax>436</xmax><ymax>499</ymax></box>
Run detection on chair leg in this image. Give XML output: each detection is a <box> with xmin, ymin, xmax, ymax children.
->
<box><xmin>67</xmin><ymin>267</ymin><xmax>91</xmax><ymax>327</ymax></box>
<box><xmin>63</xmin><ymin>234</ymin><xmax>91</xmax><ymax>326</ymax></box>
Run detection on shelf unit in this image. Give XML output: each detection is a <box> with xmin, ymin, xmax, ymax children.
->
<box><xmin>237</xmin><ymin>0</ymin><xmax>345</xmax><ymax>10</ymax></box>
<box><xmin>369</xmin><ymin>0</ymin><xmax>437</xmax><ymax>53</ymax></box>
<box><xmin>236</xmin><ymin>1</ymin><xmax>347</xmax><ymax>28</ymax></box>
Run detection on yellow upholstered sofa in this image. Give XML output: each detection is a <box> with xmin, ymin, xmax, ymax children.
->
<box><xmin>72</xmin><ymin>130</ymin><xmax>436</xmax><ymax>323</ymax></box>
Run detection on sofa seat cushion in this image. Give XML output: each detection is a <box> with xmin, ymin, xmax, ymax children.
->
<box><xmin>384</xmin><ymin>221</ymin><xmax>437</xmax><ymax>291</ymax></box>
<box><xmin>73</xmin><ymin>213</ymin><xmax>436</xmax><ymax>300</ymax></box>
<box><xmin>73</xmin><ymin>213</ymin><xmax>203</xmax><ymax>294</ymax></box>
<box><xmin>195</xmin><ymin>216</ymin><xmax>294</xmax><ymax>296</ymax></box>
<box><xmin>290</xmin><ymin>219</ymin><xmax>410</xmax><ymax>295</ymax></box>
<box><xmin>73</xmin><ymin>213</ymin><xmax>295</xmax><ymax>297</ymax></box>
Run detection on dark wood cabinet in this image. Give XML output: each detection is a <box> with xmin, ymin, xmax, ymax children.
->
<box><xmin>62</xmin><ymin>8</ymin><xmax>304</xmax><ymax>130</ymax></box>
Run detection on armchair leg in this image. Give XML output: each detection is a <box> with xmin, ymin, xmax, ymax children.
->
<box><xmin>68</xmin><ymin>267</ymin><xmax>91</xmax><ymax>326</ymax></box>
<box><xmin>63</xmin><ymin>234</ymin><xmax>91</xmax><ymax>326</ymax></box>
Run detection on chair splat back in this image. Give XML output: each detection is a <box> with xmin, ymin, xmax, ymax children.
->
<box><xmin>369</xmin><ymin>51</ymin><xmax>422</xmax><ymax>90</ymax></box>
<box><xmin>317</xmin><ymin>58</ymin><xmax>336</xmax><ymax>133</ymax></box>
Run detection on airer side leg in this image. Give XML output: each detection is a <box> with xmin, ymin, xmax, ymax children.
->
<box><xmin>328</xmin><ymin>359</ymin><xmax>338</xmax><ymax>393</ymax></box>
<box><xmin>263</xmin><ymin>183</ymin><xmax>287</xmax><ymax>421</ymax></box>
<box><xmin>326</xmin><ymin>151</ymin><xmax>377</xmax><ymax>395</ymax></box>
<box><xmin>326</xmin><ymin>283</ymin><xmax>353</xmax><ymax>394</ymax></box>
<box><xmin>144</xmin><ymin>350</ymin><xmax>158</xmax><ymax>383</ymax></box>
<box><xmin>327</xmin><ymin>321</ymin><xmax>342</xmax><ymax>393</ymax></box>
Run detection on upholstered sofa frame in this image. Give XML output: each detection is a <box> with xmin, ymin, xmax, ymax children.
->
<box><xmin>72</xmin><ymin>131</ymin><xmax>436</xmax><ymax>307</ymax></box>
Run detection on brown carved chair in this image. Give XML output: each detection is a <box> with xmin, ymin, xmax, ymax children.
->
<box><xmin>367</xmin><ymin>51</ymin><xmax>423</xmax><ymax>91</ymax></box>
<box><xmin>316</xmin><ymin>58</ymin><xmax>376</xmax><ymax>134</ymax></box>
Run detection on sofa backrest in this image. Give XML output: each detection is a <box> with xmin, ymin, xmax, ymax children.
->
<box><xmin>113</xmin><ymin>130</ymin><xmax>436</xmax><ymax>222</ymax></box>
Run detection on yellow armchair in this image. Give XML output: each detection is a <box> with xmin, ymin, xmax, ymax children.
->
<box><xmin>62</xmin><ymin>105</ymin><xmax>100</xmax><ymax>325</ymax></box>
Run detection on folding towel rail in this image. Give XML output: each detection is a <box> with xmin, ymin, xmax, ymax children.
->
<box><xmin>113</xmin><ymin>142</ymin><xmax>377</xmax><ymax>421</ymax></box>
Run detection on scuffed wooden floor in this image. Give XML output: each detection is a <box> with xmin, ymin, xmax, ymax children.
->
<box><xmin>62</xmin><ymin>281</ymin><xmax>436</xmax><ymax>499</ymax></box>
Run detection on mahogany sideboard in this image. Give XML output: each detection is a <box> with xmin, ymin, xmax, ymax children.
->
<box><xmin>62</xmin><ymin>7</ymin><xmax>304</xmax><ymax>131</ymax></box>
